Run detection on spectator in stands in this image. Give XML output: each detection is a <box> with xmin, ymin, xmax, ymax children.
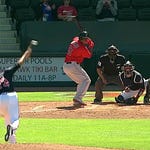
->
<box><xmin>93</xmin><ymin>45</ymin><xmax>126</xmax><ymax>104</ymax></box>
<box><xmin>96</xmin><ymin>0</ymin><xmax>117</xmax><ymax>21</ymax></box>
<box><xmin>57</xmin><ymin>0</ymin><xmax>78</xmax><ymax>21</ymax></box>
<box><xmin>41</xmin><ymin>0</ymin><xmax>56</xmax><ymax>21</ymax></box>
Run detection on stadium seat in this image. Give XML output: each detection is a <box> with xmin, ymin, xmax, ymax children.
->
<box><xmin>78</xmin><ymin>7</ymin><xmax>96</xmax><ymax>21</ymax></box>
<box><xmin>71</xmin><ymin>0</ymin><xmax>95</xmax><ymax>21</ymax></box>
<box><xmin>8</xmin><ymin>0</ymin><xmax>30</xmax><ymax>23</ymax></box>
<box><xmin>72</xmin><ymin>0</ymin><xmax>90</xmax><ymax>8</ymax></box>
<box><xmin>9</xmin><ymin>0</ymin><xmax>30</xmax><ymax>9</ymax></box>
<box><xmin>132</xmin><ymin>0</ymin><xmax>150</xmax><ymax>8</ymax></box>
<box><xmin>117</xmin><ymin>8</ymin><xmax>137</xmax><ymax>20</ymax></box>
<box><xmin>15</xmin><ymin>8</ymin><xmax>35</xmax><ymax>22</ymax></box>
<box><xmin>30</xmin><ymin>0</ymin><xmax>42</xmax><ymax>21</ymax></box>
<box><xmin>90</xmin><ymin>0</ymin><xmax>99</xmax><ymax>9</ymax></box>
<box><xmin>117</xmin><ymin>0</ymin><xmax>131</xmax><ymax>8</ymax></box>
<box><xmin>14</xmin><ymin>7</ymin><xmax>36</xmax><ymax>35</ymax></box>
<box><xmin>51</xmin><ymin>0</ymin><xmax>63</xmax><ymax>8</ymax></box>
<box><xmin>137</xmin><ymin>8</ymin><xmax>150</xmax><ymax>20</ymax></box>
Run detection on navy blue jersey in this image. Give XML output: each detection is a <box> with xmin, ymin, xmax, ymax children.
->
<box><xmin>0</xmin><ymin>63</ymin><xmax>20</xmax><ymax>94</ymax></box>
<box><xmin>119</xmin><ymin>70</ymin><xmax>145</xmax><ymax>90</ymax></box>
<box><xmin>97</xmin><ymin>54</ymin><xmax>126</xmax><ymax>75</ymax></box>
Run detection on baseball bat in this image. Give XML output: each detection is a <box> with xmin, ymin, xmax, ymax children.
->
<box><xmin>74</xmin><ymin>18</ymin><xmax>85</xmax><ymax>32</ymax></box>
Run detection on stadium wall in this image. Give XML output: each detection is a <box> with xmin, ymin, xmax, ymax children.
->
<box><xmin>14</xmin><ymin>21</ymin><xmax>150</xmax><ymax>86</ymax></box>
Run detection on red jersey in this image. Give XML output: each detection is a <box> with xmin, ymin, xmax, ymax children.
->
<box><xmin>57</xmin><ymin>5</ymin><xmax>77</xmax><ymax>17</ymax></box>
<box><xmin>65</xmin><ymin>37</ymin><xmax>94</xmax><ymax>64</ymax></box>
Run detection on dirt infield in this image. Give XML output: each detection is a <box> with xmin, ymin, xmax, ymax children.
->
<box><xmin>20</xmin><ymin>101</ymin><xmax>150</xmax><ymax>119</ymax></box>
<box><xmin>0</xmin><ymin>144</ymin><xmax>120</xmax><ymax>150</ymax></box>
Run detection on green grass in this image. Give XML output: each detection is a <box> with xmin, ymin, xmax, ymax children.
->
<box><xmin>0</xmin><ymin>118</ymin><xmax>150</xmax><ymax>150</ymax></box>
<box><xmin>0</xmin><ymin>91</ymin><xmax>148</xmax><ymax>150</ymax></box>
<box><xmin>18</xmin><ymin>91</ymin><xmax>144</xmax><ymax>102</ymax></box>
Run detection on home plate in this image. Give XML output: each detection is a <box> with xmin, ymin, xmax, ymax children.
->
<box><xmin>32</xmin><ymin>105</ymin><xmax>45</xmax><ymax>112</ymax></box>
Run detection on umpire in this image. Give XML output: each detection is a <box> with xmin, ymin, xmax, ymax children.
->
<box><xmin>93</xmin><ymin>45</ymin><xmax>126</xmax><ymax>104</ymax></box>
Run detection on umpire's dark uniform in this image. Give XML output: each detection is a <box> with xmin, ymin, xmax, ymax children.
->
<box><xmin>93</xmin><ymin>46</ymin><xmax>126</xmax><ymax>103</ymax></box>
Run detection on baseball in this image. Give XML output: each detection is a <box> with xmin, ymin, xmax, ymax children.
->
<box><xmin>31</xmin><ymin>40</ymin><xmax>38</xmax><ymax>46</ymax></box>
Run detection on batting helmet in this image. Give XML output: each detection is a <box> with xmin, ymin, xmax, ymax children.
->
<box><xmin>79</xmin><ymin>30</ymin><xmax>89</xmax><ymax>39</ymax></box>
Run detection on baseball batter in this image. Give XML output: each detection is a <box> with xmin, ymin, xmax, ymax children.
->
<box><xmin>0</xmin><ymin>40</ymin><xmax>37</xmax><ymax>143</ymax></box>
<box><xmin>63</xmin><ymin>31</ymin><xmax>94</xmax><ymax>107</ymax></box>
<box><xmin>115</xmin><ymin>61</ymin><xmax>150</xmax><ymax>105</ymax></box>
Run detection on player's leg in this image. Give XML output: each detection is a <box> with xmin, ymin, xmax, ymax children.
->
<box><xmin>115</xmin><ymin>90</ymin><xmax>139</xmax><ymax>105</ymax></box>
<box><xmin>63</xmin><ymin>62</ymin><xmax>91</xmax><ymax>106</ymax></box>
<box><xmin>4</xmin><ymin>92</ymin><xmax>19</xmax><ymax>143</ymax></box>
<box><xmin>93</xmin><ymin>77</ymin><xmax>104</xmax><ymax>104</ymax></box>
<box><xmin>68</xmin><ymin>63</ymin><xmax>91</xmax><ymax>105</ymax></box>
<box><xmin>74</xmin><ymin>66</ymin><xmax>91</xmax><ymax>103</ymax></box>
<box><xmin>143</xmin><ymin>79</ymin><xmax>150</xmax><ymax>104</ymax></box>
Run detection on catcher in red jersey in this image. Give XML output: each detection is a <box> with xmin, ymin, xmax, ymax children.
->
<box><xmin>63</xmin><ymin>31</ymin><xmax>94</xmax><ymax>107</ymax></box>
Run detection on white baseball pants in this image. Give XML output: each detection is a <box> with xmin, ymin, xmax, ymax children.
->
<box><xmin>63</xmin><ymin>62</ymin><xmax>91</xmax><ymax>102</ymax></box>
<box><xmin>0</xmin><ymin>92</ymin><xmax>19</xmax><ymax>143</ymax></box>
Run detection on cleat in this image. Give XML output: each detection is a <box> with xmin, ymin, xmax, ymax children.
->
<box><xmin>5</xmin><ymin>125</ymin><xmax>13</xmax><ymax>142</ymax></box>
<box><xmin>73</xmin><ymin>99</ymin><xmax>87</xmax><ymax>108</ymax></box>
<box><xmin>93</xmin><ymin>98</ymin><xmax>102</xmax><ymax>104</ymax></box>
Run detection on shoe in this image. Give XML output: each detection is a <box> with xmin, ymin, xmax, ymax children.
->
<box><xmin>115</xmin><ymin>97</ymin><xmax>120</xmax><ymax>103</ymax></box>
<box><xmin>115</xmin><ymin>96</ymin><xmax>125</xmax><ymax>104</ymax></box>
<box><xmin>73</xmin><ymin>99</ymin><xmax>87</xmax><ymax>108</ymax></box>
<box><xmin>93</xmin><ymin>98</ymin><xmax>102</xmax><ymax>104</ymax></box>
<box><xmin>5</xmin><ymin>125</ymin><xmax>13</xmax><ymax>142</ymax></box>
<box><xmin>143</xmin><ymin>96</ymin><xmax>150</xmax><ymax>105</ymax></box>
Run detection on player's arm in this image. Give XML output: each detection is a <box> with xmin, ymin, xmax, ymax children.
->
<box><xmin>97</xmin><ymin>67</ymin><xmax>107</xmax><ymax>84</ymax></box>
<box><xmin>18</xmin><ymin>46</ymin><xmax>32</xmax><ymax>66</ymax></box>
<box><xmin>85</xmin><ymin>37</ymin><xmax>94</xmax><ymax>52</ymax></box>
<box><xmin>18</xmin><ymin>40</ymin><xmax>38</xmax><ymax>66</ymax></box>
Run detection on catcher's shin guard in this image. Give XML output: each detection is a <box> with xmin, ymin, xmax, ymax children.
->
<box><xmin>144</xmin><ymin>79</ymin><xmax>150</xmax><ymax>104</ymax></box>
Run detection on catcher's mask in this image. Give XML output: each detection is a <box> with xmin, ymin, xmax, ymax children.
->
<box><xmin>105</xmin><ymin>45</ymin><xmax>119</xmax><ymax>55</ymax></box>
<box><xmin>79</xmin><ymin>31</ymin><xmax>89</xmax><ymax>40</ymax></box>
<box><xmin>122</xmin><ymin>61</ymin><xmax>135</xmax><ymax>77</ymax></box>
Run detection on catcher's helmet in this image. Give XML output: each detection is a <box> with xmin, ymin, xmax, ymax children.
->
<box><xmin>105</xmin><ymin>45</ymin><xmax>119</xmax><ymax>53</ymax></box>
<box><xmin>79</xmin><ymin>30</ymin><xmax>89</xmax><ymax>39</ymax></box>
<box><xmin>123</xmin><ymin>61</ymin><xmax>134</xmax><ymax>70</ymax></box>
<box><xmin>122</xmin><ymin>61</ymin><xmax>135</xmax><ymax>76</ymax></box>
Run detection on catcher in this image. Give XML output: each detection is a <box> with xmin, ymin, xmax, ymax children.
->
<box><xmin>0</xmin><ymin>40</ymin><xmax>38</xmax><ymax>143</ymax></box>
<box><xmin>115</xmin><ymin>61</ymin><xmax>150</xmax><ymax>105</ymax></box>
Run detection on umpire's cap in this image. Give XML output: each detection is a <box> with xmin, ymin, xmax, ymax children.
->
<box><xmin>79</xmin><ymin>30</ymin><xmax>89</xmax><ymax>39</ymax></box>
<box><xmin>105</xmin><ymin>45</ymin><xmax>119</xmax><ymax>53</ymax></box>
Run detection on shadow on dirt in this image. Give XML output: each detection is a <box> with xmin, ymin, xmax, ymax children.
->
<box><xmin>56</xmin><ymin>105</ymin><xmax>82</xmax><ymax>110</ymax></box>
